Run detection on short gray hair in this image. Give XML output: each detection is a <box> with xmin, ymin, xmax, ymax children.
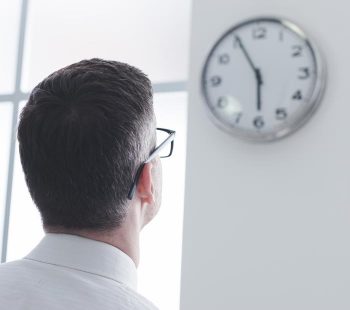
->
<box><xmin>17</xmin><ymin>58</ymin><xmax>156</xmax><ymax>231</ymax></box>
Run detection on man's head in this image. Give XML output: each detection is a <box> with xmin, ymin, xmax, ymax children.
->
<box><xmin>17</xmin><ymin>58</ymin><xmax>160</xmax><ymax>232</ymax></box>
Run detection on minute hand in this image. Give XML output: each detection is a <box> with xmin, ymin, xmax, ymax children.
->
<box><xmin>235</xmin><ymin>36</ymin><xmax>264</xmax><ymax>111</ymax></box>
<box><xmin>235</xmin><ymin>36</ymin><xmax>257</xmax><ymax>72</ymax></box>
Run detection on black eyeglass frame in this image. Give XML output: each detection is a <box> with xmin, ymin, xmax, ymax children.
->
<box><xmin>127</xmin><ymin>127</ymin><xmax>176</xmax><ymax>200</ymax></box>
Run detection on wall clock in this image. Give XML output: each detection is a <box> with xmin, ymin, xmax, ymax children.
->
<box><xmin>201</xmin><ymin>17</ymin><xmax>326</xmax><ymax>142</ymax></box>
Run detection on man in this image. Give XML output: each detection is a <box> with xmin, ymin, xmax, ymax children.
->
<box><xmin>0</xmin><ymin>58</ymin><xmax>175</xmax><ymax>309</ymax></box>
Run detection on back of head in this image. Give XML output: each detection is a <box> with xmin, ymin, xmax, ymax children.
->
<box><xmin>17</xmin><ymin>58</ymin><xmax>155</xmax><ymax>231</ymax></box>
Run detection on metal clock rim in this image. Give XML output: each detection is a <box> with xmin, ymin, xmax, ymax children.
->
<box><xmin>201</xmin><ymin>16</ymin><xmax>327</xmax><ymax>143</ymax></box>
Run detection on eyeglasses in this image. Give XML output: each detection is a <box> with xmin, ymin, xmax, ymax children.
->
<box><xmin>127</xmin><ymin>127</ymin><xmax>176</xmax><ymax>200</ymax></box>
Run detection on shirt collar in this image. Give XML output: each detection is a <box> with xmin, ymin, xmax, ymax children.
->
<box><xmin>25</xmin><ymin>233</ymin><xmax>138</xmax><ymax>290</ymax></box>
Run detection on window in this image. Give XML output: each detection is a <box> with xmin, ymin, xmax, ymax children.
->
<box><xmin>0</xmin><ymin>103</ymin><xmax>14</xmax><ymax>253</ymax></box>
<box><xmin>1</xmin><ymin>1</ymin><xmax>189</xmax><ymax>309</ymax></box>
<box><xmin>0</xmin><ymin>0</ymin><xmax>21</xmax><ymax>94</ymax></box>
<box><xmin>139</xmin><ymin>92</ymin><xmax>187</xmax><ymax>309</ymax></box>
<box><xmin>21</xmin><ymin>0</ymin><xmax>190</xmax><ymax>92</ymax></box>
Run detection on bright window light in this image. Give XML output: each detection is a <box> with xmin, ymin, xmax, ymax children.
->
<box><xmin>0</xmin><ymin>0</ymin><xmax>21</xmax><ymax>94</ymax></box>
<box><xmin>21</xmin><ymin>0</ymin><xmax>190</xmax><ymax>92</ymax></box>
<box><xmin>0</xmin><ymin>102</ymin><xmax>14</xmax><ymax>252</ymax></box>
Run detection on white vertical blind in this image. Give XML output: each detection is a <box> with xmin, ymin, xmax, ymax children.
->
<box><xmin>21</xmin><ymin>0</ymin><xmax>191</xmax><ymax>92</ymax></box>
<box><xmin>0</xmin><ymin>0</ymin><xmax>21</xmax><ymax>94</ymax></box>
<box><xmin>0</xmin><ymin>102</ymin><xmax>14</xmax><ymax>255</ymax></box>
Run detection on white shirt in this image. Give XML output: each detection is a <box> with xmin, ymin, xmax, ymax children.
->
<box><xmin>0</xmin><ymin>233</ymin><xmax>158</xmax><ymax>310</ymax></box>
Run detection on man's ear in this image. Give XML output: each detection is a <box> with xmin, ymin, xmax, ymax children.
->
<box><xmin>136</xmin><ymin>162</ymin><xmax>154</xmax><ymax>205</ymax></box>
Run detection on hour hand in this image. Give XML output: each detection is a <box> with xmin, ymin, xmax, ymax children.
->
<box><xmin>256</xmin><ymin>69</ymin><xmax>263</xmax><ymax>111</ymax></box>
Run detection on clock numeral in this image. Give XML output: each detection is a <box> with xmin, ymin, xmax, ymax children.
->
<box><xmin>276</xmin><ymin>108</ymin><xmax>288</xmax><ymax>120</ymax></box>
<box><xmin>253</xmin><ymin>27</ymin><xmax>266</xmax><ymax>39</ymax></box>
<box><xmin>210</xmin><ymin>76</ymin><xmax>222</xmax><ymax>87</ymax></box>
<box><xmin>218</xmin><ymin>54</ymin><xmax>230</xmax><ymax>64</ymax></box>
<box><xmin>298</xmin><ymin>67</ymin><xmax>310</xmax><ymax>79</ymax></box>
<box><xmin>292</xmin><ymin>45</ymin><xmax>303</xmax><ymax>57</ymax></box>
<box><xmin>217</xmin><ymin>96</ymin><xmax>228</xmax><ymax>108</ymax></box>
<box><xmin>292</xmin><ymin>90</ymin><xmax>303</xmax><ymax>100</ymax></box>
<box><xmin>253</xmin><ymin>116</ymin><xmax>265</xmax><ymax>129</ymax></box>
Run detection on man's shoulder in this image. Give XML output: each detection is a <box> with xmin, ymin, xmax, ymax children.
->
<box><xmin>115</xmin><ymin>283</ymin><xmax>159</xmax><ymax>310</ymax></box>
<box><xmin>0</xmin><ymin>258</ymin><xmax>25</xmax><ymax>268</ymax></box>
<box><xmin>0</xmin><ymin>258</ymin><xmax>29</xmax><ymax>274</ymax></box>
<box><xmin>0</xmin><ymin>258</ymin><xmax>44</xmax><ymax>286</ymax></box>
<box><xmin>0</xmin><ymin>257</ymin><xmax>47</xmax><ymax>274</ymax></box>
<box><xmin>0</xmin><ymin>258</ymin><xmax>158</xmax><ymax>310</ymax></box>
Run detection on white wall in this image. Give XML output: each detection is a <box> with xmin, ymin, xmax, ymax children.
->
<box><xmin>181</xmin><ymin>0</ymin><xmax>350</xmax><ymax>309</ymax></box>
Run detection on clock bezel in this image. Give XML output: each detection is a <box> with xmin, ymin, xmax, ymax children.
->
<box><xmin>201</xmin><ymin>16</ymin><xmax>327</xmax><ymax>143</ymax></box>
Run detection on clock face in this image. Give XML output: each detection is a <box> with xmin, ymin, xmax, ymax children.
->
<box><xmin>202</xmin><ymin>17</ymin><xmax>326</xmax><ymax>142</ymax></box>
